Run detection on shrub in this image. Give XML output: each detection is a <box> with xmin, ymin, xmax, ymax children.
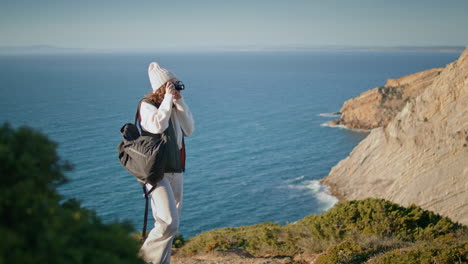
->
<box><xmin>315</xmin><ymin>236</ymin><xmax>409</xmax><ymax>264</ymax></box>
<box><xmin>0</xmin><ymin>123</ymin><xmax>142</xmax><ymax>264</ymax></box>
<box><xmin>179</xmin><ymin>222</ymin><xmax>298</xmax><ymax>257</ymax></box>
<box><xmin>315</xmin><ymin>240</ymin><xmax>365</xmax><ymax>264</ymax></box>
<box><xmin>172</xmin><ymin>233</ymin><xmax>186</xmax><ymax>248</ymax></box>
<box><xmin>177</xmin><ymin>198</ymin><xmax>465</xmax><ymax>260</ymax></box>
<box><xmin>369</xmin><ymin>240</ymin><xmax>467</xmax><ymax>264</ymax></box>
<box><xmin>295</xmin><ymin>198</ymin><xmax>461</xmax><ymax>244</ymax></box>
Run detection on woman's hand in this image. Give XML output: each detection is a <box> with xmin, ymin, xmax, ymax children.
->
<box><xmin>165</xmin><ymin>81</ymin><xmax>182</xmax><ymax>100</ymax></box>
<box><xmin>165</xmin><ymin>81</ymin><xmax>176</xmax><ymax>95</ymax></box>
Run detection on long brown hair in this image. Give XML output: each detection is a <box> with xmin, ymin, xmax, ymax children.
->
<box><xmin>144</xmin><ymin>83</ymin><xmax>166</xmax><ymax>106</ymax></box>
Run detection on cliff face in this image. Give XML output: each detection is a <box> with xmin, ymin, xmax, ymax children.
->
<box><xmin>323</xmin><ymin>47</ymin><xmax>468</xmax><ymax>224</ymax></box>
<box><xmin>331</xmin><ymin>68</ymin><xmax>443</xmax><ymax>130</ymax></box>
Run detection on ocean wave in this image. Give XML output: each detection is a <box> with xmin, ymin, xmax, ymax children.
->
<box><xmin>287</xmin><ymin>180</ymin><xmax>338</xmax><ymax>210</ymax></box>
<box><xmin>320</xmin><ymin>122</ymin><xmax>371</xmax><ymax>132</ymax></box>
<box><xmin>285</xmin><ymin>175</ymin><xmax>305</xmax><ymax>183</ymax></box>
<box><xmin>318</xmin><ymin>112</ymin><xmax>341</xmax><ymax>118</ymax></box>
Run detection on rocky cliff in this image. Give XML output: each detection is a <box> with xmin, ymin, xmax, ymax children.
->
<box><xmin>323</xmin><ymin>47</ymin><xmax>468</xmax><ymax>225</ymax></box>
<box><xmin>330</xmin><ymin>68</ymin><xmax>444</xmax><ymax>130</ymax></box>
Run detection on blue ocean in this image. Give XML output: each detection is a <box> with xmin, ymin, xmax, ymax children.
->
<box><xmin>0</xmin><ymin>51</ymin><xmax>459</xmax><ymax>238</ymax></box>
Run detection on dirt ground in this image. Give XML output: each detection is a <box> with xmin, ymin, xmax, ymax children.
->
<box><xmin>171</xmin><ymin>249</ymin><xmax>315</xmax><ymax>264</ymax></box>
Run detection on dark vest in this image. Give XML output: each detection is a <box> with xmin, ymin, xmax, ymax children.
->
<box><xmin>140</xmin><ymin>99</ymin><xmax>185</xmax><ymax>173</ymax></box>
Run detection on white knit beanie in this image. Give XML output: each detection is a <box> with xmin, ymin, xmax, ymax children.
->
<box><xmin>148</xmin><ymin>62</ymin><xmax>176</xmax><ymax>92</ymax></box>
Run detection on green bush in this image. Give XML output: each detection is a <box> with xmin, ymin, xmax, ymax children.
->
<box><xmin>315</xmin><ymin>240</ymin><xmax>365</xmax><ymax>264</ymax></box>
<box><xmin>179</xmin><ymin>222</ymin><xmax>298</xmax><ymax>257</ymax></box>
<box><xmin>369</xmin><ymin>239</ymin><xmax>467</xmax><ymax>264</ymax></box>
<box><xmin>315</xmin><ymin>236</ymin><xmax>409</xmax><ymax>264</ymax></box>
<box><xmin>172</xmin><ymin>233</ymin><xmax>186</xmax><ymax>248</ymax></box>
<box><xmin>295</xmin><ymin>198</ymin><xmax>460</xmax><ymax>243</ymax></box>
<box><xmin>0</xmin><ymin>123</ymin><xmax>142</xmax><ymax>264</ymax></box>
<box><xmin>316</xmin><ymin>234</ymin><xmax>468</xmax><ymax>264</ymax></box>
<box><xmin>177</xmin><ymin>198</ymin><xmax>465</xmax><ymax>261</ymax></box>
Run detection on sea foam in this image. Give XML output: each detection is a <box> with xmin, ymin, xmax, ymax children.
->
<box><xmin>287</xmin><ymin>180</ymin><xmax>338</xmax><ymax>211</ymax></box>
<box><xmin>320</xmin><ymin>122</ymin><xmax>371</xmax><ymax>133</ymax></box>
<box><xmin>318</xmin><ymin>112</ymin><xmax>341</xmax><ymax>118</ymax></box>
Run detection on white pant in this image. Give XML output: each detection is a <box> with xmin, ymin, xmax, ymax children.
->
<box><xmin>139</xmin><ymin>173</ymin><xmax>183</xmax><ymax>264</ymax></box>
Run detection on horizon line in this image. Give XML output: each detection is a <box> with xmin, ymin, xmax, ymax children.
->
<box><xmin>0</xmin><ymin>44</ymin><xmax>466</xmax><ymax>55</ymax></box>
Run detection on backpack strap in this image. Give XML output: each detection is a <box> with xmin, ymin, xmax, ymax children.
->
<box><xmin>134</xmin><ymin>99</ymin><xmax>147</xmax><ymax>126</ymax></box>
<box><xmin>141</xmin><ymin>183</ymin><xmax>157</xmax><ymax>240</ymax></box>
<box><xmin>136</xmin><ymin>98</ymin><xmax>168</xmax><ymax>240</ymax></box>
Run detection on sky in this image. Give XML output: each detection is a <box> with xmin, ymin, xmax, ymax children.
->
<box><xmin>1</xmin><ymin>0</ymin><xmax>467</xmax><ymax>52</ymax></box>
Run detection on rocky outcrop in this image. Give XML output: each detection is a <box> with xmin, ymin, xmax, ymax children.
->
<box><xmin>323</xmin><ymin>46</ymin><xmax>468</xmax><ymax>225</ymax></box>
<box><xmin>330</xmin><ymin>68</ymin><xmax>444</xmax><ymax>130</ymax></box>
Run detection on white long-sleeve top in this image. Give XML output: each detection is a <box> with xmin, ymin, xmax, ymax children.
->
<box><xmin>139</xmin><ymin>94</ymin><xmax>195</xmax><ymax>149</ymax></box>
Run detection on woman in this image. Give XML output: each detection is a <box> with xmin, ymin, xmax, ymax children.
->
<box><xmin>138</xmin><ymin>62</ymin><xmax>195</xmax><ymax>264</ymax></box>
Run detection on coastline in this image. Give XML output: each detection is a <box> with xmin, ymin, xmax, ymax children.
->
<box><xmin>319</xmin><ymin>178</ymin><xmax>346</xmax><ymax>202</ymax></box>
<box><xmin>320</xmin><ymin>121</ymin><xmax>372</xmax><ymax>133</ymax></box>
<box><xmin>321</xmin><ymin>46</ymin><xmax>468</xmax><ymax>225</ymax></box>
<box><xmin>318</xmin><ymin>112</ymin><xmax>372</xmax><ymax>133</ymax></box>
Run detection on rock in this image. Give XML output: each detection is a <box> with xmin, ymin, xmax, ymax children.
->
<box><xmin>331</xmin><ymin>67</ymin><xmax>444</xmax><ymax>130</ymax></box>
<box><xmin>323</xmin><ymin>46</ymin><xmax>468</xmax><ymax>225</ymax></box>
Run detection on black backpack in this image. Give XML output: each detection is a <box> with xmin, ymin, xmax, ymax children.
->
<box><xmin>117</xmin><ymin>99</ymin><xmax>168</xmax><ymax>239</ymax></box>
<box><xmin>118</xmin><ymin>99</ymin><xmax>168</xmax><ymax>186</ymax></box>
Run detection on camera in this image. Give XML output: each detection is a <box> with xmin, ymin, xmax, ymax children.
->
<box><xmin>173</xmin><ymin>81</ymin><xmax>185</xmax><ymax>91</ymax></box>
